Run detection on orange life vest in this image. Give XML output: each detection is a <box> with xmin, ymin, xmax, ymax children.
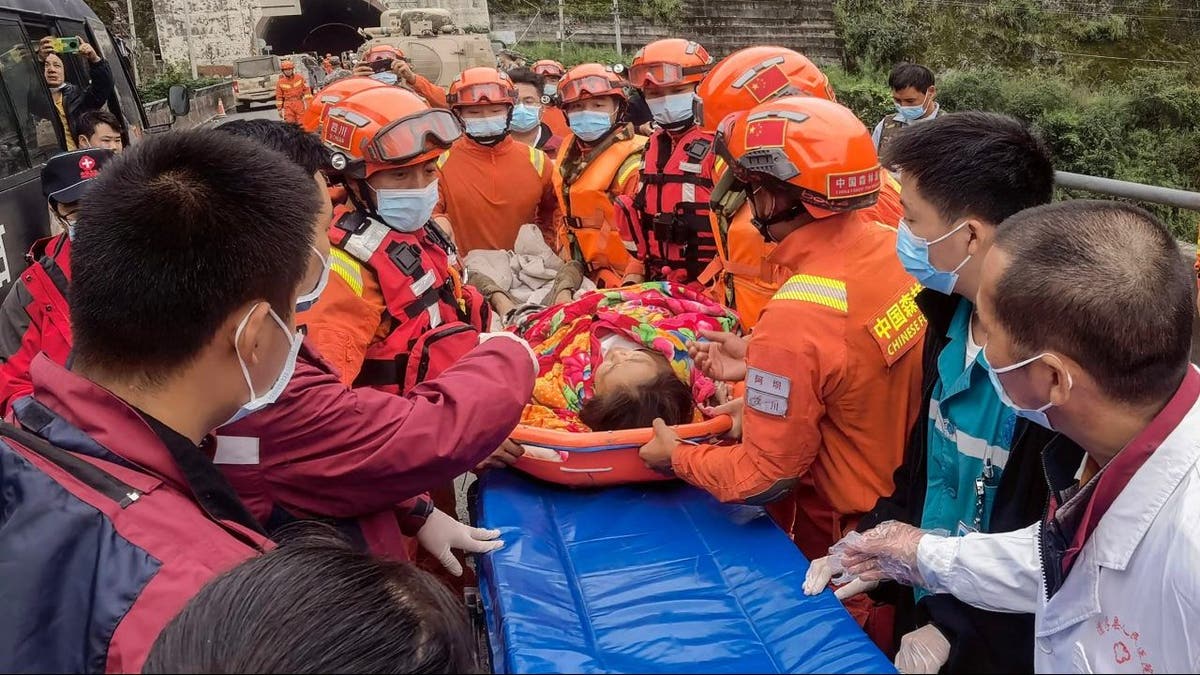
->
<box><xmin>552</xmin><ymin>132</ymin><xmax>646</xmax><ymax>286</ymax></box>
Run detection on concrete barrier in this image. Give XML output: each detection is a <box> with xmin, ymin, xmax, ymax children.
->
<box><xmin>145</xmin><ymin>82</ymin><xmax>236</xmax><ymax>130</ymax></box>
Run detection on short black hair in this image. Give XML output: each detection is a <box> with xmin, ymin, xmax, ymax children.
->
<box><xmin>507</xmin><ymin>67</ymin><xmax>545</xmax><ymax>91</ymax></box>
<box><xmin>143</xmin><ymin>532</ymin><xmax>479</xmax><ymax>674</ymax></box>
<box><xmin>883</xmin><ymin>112</ymin><xmax>1054</xmax><ymax>225</ymax></box>
<box><xmin>74</xmin><ymin>109</ymin><xmax>123</xmax><ymax>138</ymax></box>
<box><xmin>888</xmin><ymin>63</ymin><xmax>935</xmax><ymax>92</ymax></box>
<box><xmin>217</xmin><ymin>119</ymin><xmax>327</xmax><ymax>175</ymax></box>
<box><xmin>71</xmin><ymin>130</ymin><xmax>317</xmax><ymax>384</ymax></box>
<box><xmin>991</xmin><ymin>200</ymin><xmax>1193</xmax><ymax>405</ymax></box>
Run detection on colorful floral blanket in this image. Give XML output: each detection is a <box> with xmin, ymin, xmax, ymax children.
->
<box><xmin>515</xmin><ymin>282</ymin><xmax>741</xmax><ymax>432</ymax></box>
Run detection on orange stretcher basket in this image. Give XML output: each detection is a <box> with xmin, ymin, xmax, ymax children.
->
<box><xmin>510</xmin><ymin>415</ymin><xmax>732</xmax><ymax>488</ymax></box>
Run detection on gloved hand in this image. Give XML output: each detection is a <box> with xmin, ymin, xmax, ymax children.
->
<box><xmin>894</xmin><ymin>624</ymin><xmax>951</xmax><ymax>674</ymax></box>
<box><xmin>478</xmin><ymin>331</ymin><xmax>539</xmax><ymax>377</ymax></box>
<box><xmin>416</xmin><ymin>508</ymin><xmax>504</xmax><ymax>577</ymax></box>
<box><xmin>802</xmin><ymin>555</ymin><xmax>879</xmax><ymax>600</ymax></box>
<box><xmin>838</xmin><ymin>520</ymin><xmax>933</xmax><ymax>586</ymax></box>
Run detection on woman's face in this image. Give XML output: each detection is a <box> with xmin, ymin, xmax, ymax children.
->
<box><xmin>594</xmin><ymin>347</ymin><xmax>664</xmax><ymax>395</ymax></box>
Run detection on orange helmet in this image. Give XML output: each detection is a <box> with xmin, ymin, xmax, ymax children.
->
<box><xmin>695</xmin><ymin>46</ymin><xmax>835</xmax><ymax>133</ymax></box>
<box><xmin>629</xmin><ymin>39</ymin><xmax>712</xmax><ymax>90</ymax></box>
<box><xmin>363</xmin><ymin>44</ymin><xmax>404</xmax><ymax>63</ymax></box>
<box><xmin>280</xmin><ymin>59</ymin><xmax>295</xmax><ymax>70</ymax></box>
<box><xmin>557</xmin><ymin>63</ymin><xmax>626</xmax><ymax>106</ymax></box>
<box><xmin>321</xmin><ymin>86</ymin><xmax>460</xmax><ymax>179</ymax></box>
<box><xmin>301</xmin><ymin>76</ymin><xmax>387</xmax><ymax>134</ymax></box>
<box><xmin>714</xmin><ymin>96</ymin><xmax>880</xmax><ymax>221</ymax></box>
<box><xmin>532</xmin><ymin>59</ymin><xmax>566</xmax><ymax>79</ymax></box>
<box><xmin>448</xmin><ymin>67</ymin><xmax>517</xmax><ymax>108</ymax></box>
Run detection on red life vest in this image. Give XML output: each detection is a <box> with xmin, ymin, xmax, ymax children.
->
<box><xmin>631</xmin><ymin>125</ymin><xmax>716</xmax><ymax>283</ymax></box>
<box><xmin>327</xmin><ymin>211</ymin><xmax>490</xmax><ymax>394</ymax></box>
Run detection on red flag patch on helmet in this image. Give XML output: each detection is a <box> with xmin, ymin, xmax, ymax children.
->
<box><xmin>827</xmin><ymin>167</ymin><xmax>882</xmax><ymax>199</ymax></box>
<box><xmin>744</xmin><ymin>65</ymin><xmax>790</xmax><ymax>103</ymax></box>
<box><xmin>744</xmin><ymin>117</ymin><xmax>788</xmax><ymax>149</ymax></box>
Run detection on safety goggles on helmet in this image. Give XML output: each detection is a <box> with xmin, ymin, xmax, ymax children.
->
<box><xmin>366</xmin><ymin>108</ymin><xmax>462</xmax><ymax>164</ymax></box>
<box><xmin>558</xmin><ymin>74</ymin><xmax>621</xmax><ymax>103</ymax></box>
<box><xmin>533</xmin><ymin>62</ymin><xmax>565</xmax><ymax>78</ymax></box>
<box><xmin>628</xmin><ymin>61</ymin><xmax>708</xmax><ymax>89</ymax></box>
<box><xmin>448</xmin><ymin>81</ymin><xmax>516</xmax><ymax>106</ymax></box>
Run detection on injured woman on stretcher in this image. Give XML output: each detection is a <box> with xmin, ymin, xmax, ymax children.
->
<box><xmin>468</xmin><ymin>261</ymin><xmax>740</xmax><ymax>439</ymax></box>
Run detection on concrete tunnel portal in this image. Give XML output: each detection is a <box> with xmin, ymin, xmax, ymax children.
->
<box><xmin>258</xmin><ymin>0</ymin><xmax>384</xmax><ymax>57</ymax></box>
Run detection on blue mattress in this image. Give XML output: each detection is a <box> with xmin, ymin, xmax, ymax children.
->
<box><xmin>475</xmin><ymin>470</ymin><xmax>895</xmax><ymax>674</ymax></box>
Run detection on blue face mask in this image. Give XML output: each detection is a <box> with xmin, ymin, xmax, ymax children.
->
<box><xmin>373</xmin><ymin>180</ymin><xmax>439</xmax><ymax>233</ymax></box>
<box><xmin>895</xmin><ymin>92</ymin><xmax>931</xmax><ymax>121</ymax></box>
<box><xmin>646</xmin><ymin>92</ymin><xmax>696</xmax><ymax>127</ymax></box>
<box><xmin>371</xmin><ymin>71</ymin><xmax>398</xmax><ymax>85</ymax></box>
<box><xmin>543</xmin><ymin>83</ymin><xmax>558</xmax><ymax>98</ymax></box>
<box><xmin>510</xmin><ymin>103</ymin><xmax>542</xmax><ymax>132</ymax></box>
<box><xmin>463</xmin><ymin>114</ymin><xmax>509</xmax><ymax>141</ymax></box>
<box><xmin>568</xmin><ymin>110</ymin><xmax>614</xmax><ymax>142</ymax></box>
<box><xmin>982</xmin><ymin>347</ymin><xmax>1073</xmax><ymax>431</ymax></box>
<box><xmin>895</xmin><ymin>219</ymin><xmax>971</xmax><ymax>295</ymax></box>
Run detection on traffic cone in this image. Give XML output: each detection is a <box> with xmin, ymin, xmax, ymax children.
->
<box><xmin>215</xmin><ymin>98</ymin><xmax>227</xmax><ymax>118</ymax></box>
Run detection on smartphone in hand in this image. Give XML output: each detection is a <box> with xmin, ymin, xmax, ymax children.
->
<box><xmin>51</xmin><ymin>36</ymin><xmax>80</xmax><ymax>53</ymax></box>
<box><xmin>369</xmin><ymin>58</ymin><xmax>394</xmax><ymax>73</ymax></box>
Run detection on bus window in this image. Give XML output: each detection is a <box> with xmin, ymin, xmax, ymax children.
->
<box><xmin>0</xmin><ymin>21</ymin><xmax>56</xmax><ymax>168</ymax></box>
<box><xmin>0</xmin><ymin>24</ymin><xmax>32</xmax><ymax>179</ymax></box>
<box><xmin>86</xmin><ymin>22</ymin><xmax>144</xmax><ymax>139</ymax></box>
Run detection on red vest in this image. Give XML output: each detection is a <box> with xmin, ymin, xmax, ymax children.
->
<box><xmin>327</xmin><ymin>211</ymin><xmax>489</xmax><ymax>394</ymax></box>
<box><xmin>632</xmin><ymin>126</ymin><xmax>716</xmax><ymax>283</ymax></box>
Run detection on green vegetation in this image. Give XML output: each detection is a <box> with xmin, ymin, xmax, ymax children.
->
<box><xmin>491</xmin><ymin>0</ymin><xmax>682</xmax><ymax>25</ymax></box>
<box><xmin>515</xmin><ymin>42</ymin><xmax>623</xmax><ymax>68</ymax></box>
<box><xmin>137</xmin><ymin>63</ymin><xmax>222</xmax><ymax>103</ymax></box>
<box><xmin>833</xmin><ymin>0</ymin><xmax>1200</xmax><ymax>240</ymax></box>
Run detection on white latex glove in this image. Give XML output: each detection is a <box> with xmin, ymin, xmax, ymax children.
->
<box><xmin>802</xmin><ymin>555</ymin><xmax>879</xmax><ymax>600</ymax></box>
<box><xmin>894</xmin><ymin>624</ymin><xmax>951</xmax><ymax>674</ymax></box>
<box><xmin>478</xmin><ymin>331</ymin><xmax>538</xmax><ymax>377</ymax></box>
<box><xmin>416</xmin><ymin>508</ymin><xmax>504</xmax><ymax>577</ymax></box>
<box><xmin>839</xmin><ymin>520</ymin><xmax>932</xmax><ymax>586</ymax></box>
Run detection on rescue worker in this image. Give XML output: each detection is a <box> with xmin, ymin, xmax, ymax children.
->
<box><xmin>803</xmin><ymin>112</ymin><xmax>1062</xmax><ymax>672</ymax></box>
<box><xmin>436</xmin><ymin>67</ymin><xmax>558</xmax><ymax>255</ymax></box>
<box><xmin>531</xmin><ymin>58</ymin><xmax>570</xmax><ymax>139</ymax></box>
<box><xmin>695</xmin><ymin>46</ymin><xmax>902</xmax><ymax>328</ymax></box>
<box><xmin>840</xmin><ymin>201</ymin><xmax>1200</xmax><ymax>674</ymax></box>
<box><xmin>553</xmin><ymin>63</ymin><xmax>647</xmax><ymax>287</ymax></box>
<box><xmin>640</xmin><ymin>96</ymin><xmax>925</xmax><ymax>575</ymax></box>
<box><xmin>507</xmin><ymin>67</ymin><xmax>562</xmax><ymax>154</ymax></box>
<box><xmin>353</xmin><ymin>45</ymin><xmax>448</xmax><ymax>109</ymax></box>
<box><xmin>0</xmin><ymin>147</ymin><xmax>115</xmax><ymax>412</ymax></box>
<box><xmin>302</xmin><ymin>85</ymin><xmax>490</xmax><ymax>392</ymax></box>
<box><xmin>322</xmin><ymin>53</ymin><xmax>334</xmax><ymax>75</ymax></box>
<box><xmin>625</xmin><ymin>38</ymin><xmax>716</xmax><ymax>286</ymax></box>
<box><xmin>299</xmin><ymin>76</ymin><xmax>386</xmax><ymax>136</ymax></box>
<box><xmin>214</xmin><ymin>119</ymin><xmax>535</xmax><ymax>570</ymax></box>
<box><xmin>0</xmin><ymin>129</ymin><xmax>315</xmax><ymax>673</ymax></box>
<box><xmin>872</xmin><ymin>63</ymin><xmax>941</xmax><ymax>166</ymax></box>
<box><xmin>275</xmin><ymin>59</ymin><xmax>312</xmax><ymax>125</ymax></box>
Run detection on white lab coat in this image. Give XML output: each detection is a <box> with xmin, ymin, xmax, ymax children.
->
<box><xmin>914</xmin><ymin>390</ymin><xmax>1200</xmax><ymax>674</ymax></box>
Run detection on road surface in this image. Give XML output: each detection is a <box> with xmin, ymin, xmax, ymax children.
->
<box><xmin>216</xmin><ymin>102</ymin><xmax>282</xmax><ymax>124</ymax></box>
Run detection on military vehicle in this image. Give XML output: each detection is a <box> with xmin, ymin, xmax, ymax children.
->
<box><xmin>356</xmin><ymin>5</ymin><xmax>495</xmax><ymax>88</ymax></box>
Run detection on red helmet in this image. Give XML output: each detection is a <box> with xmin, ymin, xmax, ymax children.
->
<box><xmin>629</xmin><ymin>39</ymin><xmax>712</xmax><ymax>90</ymax></box>
<box><xmin>448</xmin><ymin>67</ymin><xmax>517</xmax><ymax>109</ymax></box>
<box><xmin>557</xmin><ymin>63</ymin><xmax>626</xmax><ymax>106</ymax></box>
<box><xmin>322</xmin><ymin>86</ymin><xmax>460</xmax><ymax>179</ymax></box>
<box><xmin>301</xmin><ymin>76</ymin><xmax>387</xmax><ymax>134</ymax></box>
<box><xmin>695</xmin><ymin>46</ymin><xmax>835</xmax><ymax>133</ymax></box>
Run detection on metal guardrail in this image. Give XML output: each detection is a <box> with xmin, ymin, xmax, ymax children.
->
<box><xmin>1055</xmin><ymin>171</ymin><xmax>1200</xmax><ymax>212</ymax></box>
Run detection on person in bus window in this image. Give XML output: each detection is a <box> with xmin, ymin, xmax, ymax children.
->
<box><xmin>32</xmin><ymin>35</ymin><xmax>113</xmax><ymax>151</ymax></box>
<box><xmin>74</xmin><ymin>109</ymin><xmax>123</xmax><ymax>153</ymax></box>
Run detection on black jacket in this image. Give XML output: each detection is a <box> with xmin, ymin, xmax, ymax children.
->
<box><xmin>857</xmin><ymin>290</ymin><xmax>1078</xmax><ymax>674</ymax></box>
<box><xmin>31</xmin><ymin>58</ymin><xmax>114</xmax><ymax>141</ymax></box>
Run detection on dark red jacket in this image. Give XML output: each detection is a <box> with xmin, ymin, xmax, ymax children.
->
<box><xmin>0</xmin><ymin>355</ymin><xmax>270</xmax><ymax>673</ymax></box>
<box><xmin>218</xmin><ymin>336</ymin><xmax>534</xmax><ymax>559</ymax></box>
<box><xmin>0</xmin><ymin>233</ymin><xmax>72</xmax><ymax>412</ymax></box>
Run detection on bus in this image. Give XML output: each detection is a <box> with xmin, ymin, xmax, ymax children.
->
<box><xmin>0</xmin><ymin>0</ymin><xmax>160</xmax><ymax>292</ymax></box>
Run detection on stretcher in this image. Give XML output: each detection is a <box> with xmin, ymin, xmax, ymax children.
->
<box><xmin>474</xmin><ymin>470</ymin><xmax>896</xmax><ymax>674</ymax></box>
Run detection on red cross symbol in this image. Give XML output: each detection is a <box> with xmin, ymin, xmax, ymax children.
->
<box><xmin>79</xmin><ymin>155</ymin><xmax>96</xmax><ymax>171</ymax></box>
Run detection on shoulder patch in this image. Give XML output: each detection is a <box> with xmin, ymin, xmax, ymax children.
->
<box><xmin>773</xmin><ymin>274</ymin><xmax>848</xmax><ymax>313</ymax></box>
<box><xmin>868</xmin><ymin>281</ymin><xmax>927</xmax><ymax>366</ymax></box>
<box><xmin>746</xmin><ymin>367</ymin><xmax>790</xmax><ymax>417</ymax></box>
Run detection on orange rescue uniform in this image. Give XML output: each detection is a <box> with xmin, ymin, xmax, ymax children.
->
<box><xmin>542</xmin><ymin>105</ymin><xmax>571</xmax><ymax>139</ymax></box>
<box><xmin>407</xmin><ymin>74</ymin><xmax>450</xmax><ymax>110</ymax></box>
<box><xmin>300</xmin><ymin>245</ymin><xmax>389</xmax><ymax>386</ymax></box>
<box><xmin>435</xmin><ymin>135</ymin><xmax>559</xmax><ymax>255</ymax></box>
<box><xmin>673</xmin><ymin>210</ymin><xmax>927</xmax><ymax>560</ymax></box>
<box><xmin>275</xmin><ymin>73</ymin><xmax>312</xmax><ymax>125</ymax></box>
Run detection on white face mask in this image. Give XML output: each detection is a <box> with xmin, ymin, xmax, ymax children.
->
<box><xmin>372</xmin><ymin>180</ymin><xmax>439</xmax><ymax>233</ymax></box>
<box><xmin>223</xmin><ymin>303</ymin><xmax>302</xmax><ymax>426</ymax></box>
<box><xmin>982</xmin><ymin>346</ymin><xmax>1073</xmax><ymax>431</ymax></box>
<box><xmin>295</xmin><ymin>245</ymin><xmax>330</xmax><ymax>313</ymax></box>
<box><xmin>646</xmin><ymin>91</ymin><xmax>696</xmax><ymax>126</ymax></box>
<box><xmin>463</xmin><ymin>114</ymin><xmax>509</xmax><ymax>140</ymax></box>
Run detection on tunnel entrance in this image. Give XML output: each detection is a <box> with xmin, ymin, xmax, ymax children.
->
<box><xmin>259</xmin><ymin>0</ymin><xmax>384</xmax><ymax>57</ymax></box>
